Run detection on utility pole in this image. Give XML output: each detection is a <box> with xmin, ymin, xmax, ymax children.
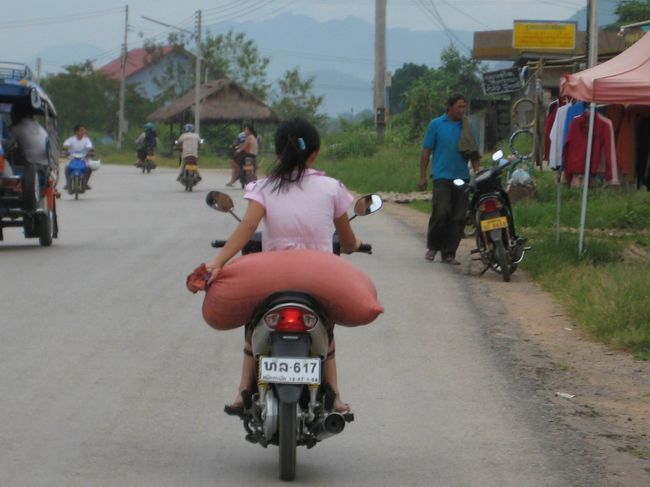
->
<box><xmin>117</xmin><ymin>5</ymin><xmax>129</xmax><ymax>150</ymax></box>
<box><xmin>194</xmin><ymin>10</ymin><xmax>202</xmax><ymax>136</ymax></box>
<box><xmin>374</xmin><ymin>0</ymin><xmax>387</xmax><ymax>142</ymax></box>
<box><xmin>35</xmin><ymin>57</ymin><xmax>41</xmax><ymax>83</ymax></box>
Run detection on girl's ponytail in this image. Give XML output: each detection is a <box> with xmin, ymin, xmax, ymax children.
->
<box><xmin>268</xmin><ymin>118</ymin><xmax>320</xmax><ymax>192</ymax></box>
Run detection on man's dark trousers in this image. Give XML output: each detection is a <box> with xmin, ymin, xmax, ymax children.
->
<box><xmin>426</xmin><ymin>179</ymin><xmax>468</xmax><ymax>258</ymax></box>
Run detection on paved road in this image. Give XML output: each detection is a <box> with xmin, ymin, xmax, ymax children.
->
<box><xmin>0</xmin><ymin>165</ymin><xmax>602</xmax><ymax>486</ymax></box>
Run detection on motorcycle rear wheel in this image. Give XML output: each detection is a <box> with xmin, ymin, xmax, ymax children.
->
<box><xmin>494</xmin><ymin>240</ymin><xmax>511</xmax><ymax>282</ymax></box>
<box><xmin>278</xmin><ymin>401</ymin><xmax>297</xmax><ymax>481</ymax></box>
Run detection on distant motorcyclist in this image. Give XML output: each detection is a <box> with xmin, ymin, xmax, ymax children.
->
<box><xmin>175</xmin><ymin>123</ymin><xmax>202</xmax><ymax>182</ymax></box>
<box><xmin>226</xmin><ymin>124</ymin><xmax>258</xmax><ymax>187</ymax></box>
<box><xmin>63</xmin><ymin>124</ymin><xmax>94</xmax><ymax>190</ymax></box>
<box><xmin>135</xmin><ymin>122</ymin><xmax>157</xmax><ymax>168</ymax></box>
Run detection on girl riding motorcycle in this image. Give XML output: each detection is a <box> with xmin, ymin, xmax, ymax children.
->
<box><xmin>206</xmin><ymin>117</ymin><xmax>362</xmax><ymax>414</ymax></box>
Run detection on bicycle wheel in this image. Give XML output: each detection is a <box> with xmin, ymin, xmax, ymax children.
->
<box><xmin>511</xmin><ymin>97</ymin><xmax>535</xmax><ymax>129</ymax></box>
<box><xmin>509</xmin><ymin>129</ymin><xmax>534</xmax><ymax>160</ymax></box>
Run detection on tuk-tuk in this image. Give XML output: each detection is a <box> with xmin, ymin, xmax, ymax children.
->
<box><xmin>0</xmin><ymin>62</ymin><xmax>59</xmax><ymax>246</ymax></box>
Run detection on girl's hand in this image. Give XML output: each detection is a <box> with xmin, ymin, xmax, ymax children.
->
<box><xmin>205</xmin><ymin>260</ymin><xmax>223</xmax><ymax>285</ymax></box>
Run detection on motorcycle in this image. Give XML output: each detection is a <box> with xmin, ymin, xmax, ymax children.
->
<box><xmin>67</xmin><ymin>152</ymin><xmax>89</xmax><ymax>200</ymax></box>
<box><xmin>239</xmin><ymin>155</ymin><xmax>257</xmax><ymax>189</ymax></box>
<box><xmin>454</xmin><ymin>150</ymin><xmax>530</xmax><ymax>282</ymax></box>
<box><xmin>205</xmin><ymin>190</ymin><xmax>382</xmax><ymax>481</ymax></box>
<box><xmin>176</xmin><ymin>138</ymin><xmax>203</xmax><ymax>192</ymax></box>
<box><xmin>142</xmin><ymin>151</ymin><xmax>156</xmax><ymax>174</ymax></box>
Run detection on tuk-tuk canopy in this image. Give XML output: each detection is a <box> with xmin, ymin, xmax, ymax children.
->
<box><xmin>0</xmin><ymin>62</ymin><xmax>57</xmax><ymax>118</ymax></box>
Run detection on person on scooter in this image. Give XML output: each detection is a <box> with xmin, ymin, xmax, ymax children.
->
<box><xmin>226</xmin><ymin>124</ymin><xmax>258</xmax><ymax>186</ymax></box>
<box><xmin>135</xmin><ymin>122</ymin><xmax>157</xmax><ymax>168</ymax></box>
<box><xmin>63</xmin><ymin>124</ymin><xmax>94</xmax><ymax>190</ymax></box>
<box><xmin>175</xmin><ymin>123</ymin><xmax>202</xmax><ymax>182</ymax></box>
<box><xmin>418</xmin><ymin>93</ymin><xmax>479</xmax><ymax>265</ymax></box>
<box><xmin>206</xmin><ymin>117</ymin><xmax>362</xmax><ymax>414</ymax></box>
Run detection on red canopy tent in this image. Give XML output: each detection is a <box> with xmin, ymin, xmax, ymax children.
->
<box><xmin>560</xmin><ymin>31</ymin><xmax>650</xmax><ymax>104</ymax></box>
<box><xmin>558</xmin><ymin>31</ymin><xmax>650</xmax><ymax>254</ymax></box>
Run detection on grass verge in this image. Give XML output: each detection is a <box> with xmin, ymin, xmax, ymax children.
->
<box><xmin>319</xmin><ymin>146</ymin><xmax>650</xmax><ymax>359</ymax></box>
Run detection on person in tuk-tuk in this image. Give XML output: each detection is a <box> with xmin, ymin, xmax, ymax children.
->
<box><xmin>7</xmin><ymin>102</ymin><xmax>50</xmax><ymax>171</ymax></box>
<box><xmin>135</xmin><ymin>122</ymin><xmax>157</xmax><ymax>167</ymax></box>
<box><xmin>63</xmin><ymin>124</ymin><xmax>95</xmax><ymax>190</ymax></box>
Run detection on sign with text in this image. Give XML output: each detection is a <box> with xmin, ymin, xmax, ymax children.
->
<box><xmin>482</xmin><ymin>68</ymin><xmax>522</xmax><ymax>95</ymax></box>
<box><xmin>513</xmin><ymin>20</ymin><xmax>577</xmax><ymax>50</ymax></box>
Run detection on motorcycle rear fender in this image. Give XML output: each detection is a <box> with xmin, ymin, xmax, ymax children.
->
<box><xmin>271</xmin><ymin>333</ymin><xmax>311</xmax><ymax>403</ymax></box>
<box><xmin>488</xmin><ymin>228</ymin><xmax>503</xmax><ymax>242</ymax></box>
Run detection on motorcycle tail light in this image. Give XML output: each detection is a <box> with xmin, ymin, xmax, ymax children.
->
<box><xmin>479</xmin><ymin>199</ymin><xmax>502</xmax><ymax>213</ymax></box>
<box><xmin>0</xmin><ymin>154</ymin><xmax>4</xmax><ymax>173</ymax></box>
<box><xmin>263</xmin><ymin>307</ymin><xmax>319</xmax><ymax>332</ymax></box>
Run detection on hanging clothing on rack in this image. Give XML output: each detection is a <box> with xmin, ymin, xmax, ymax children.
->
<box><xmin>548</xmin><ymin>103</ymin><xmax>572</xmax><ymax>170</ymax></box>
<box><xmin>596</xmin><ymin>113</ymin><xmax>619</xmax><ymax>184</ymax></box>
<box><xmin>562</xmin><ymin>112</ymin><xmax>614</xmax><ymax>180</ymax></box>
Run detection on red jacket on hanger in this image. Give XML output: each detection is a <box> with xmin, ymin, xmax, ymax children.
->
<box><xmin>562</xmin><ymin>112</ymin><xmax>613</xmax><ymax>176</ymax></box>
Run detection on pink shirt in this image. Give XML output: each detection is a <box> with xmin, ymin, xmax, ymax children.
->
<box><xmin>244</xmin><ymin>169</ymin><xmax>354</xmax><ymax>253</ymax></box>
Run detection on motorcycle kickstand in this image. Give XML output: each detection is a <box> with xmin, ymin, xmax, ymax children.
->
<box><xmin>478</xmin><ymin>264</ymin><xmax>491</xmax><ymax>276</ymax></box>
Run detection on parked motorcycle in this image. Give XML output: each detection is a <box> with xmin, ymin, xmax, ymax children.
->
<box><xmin>454</xmin><ymin>150</ymin><xmax>530</xmax><ymax>282</ymax></box>
<box><xmin>205</xmin><ymin>190</ymin><xmax>382</xmax><ymax>481</ymax></box>
<box><xmin>67</xmin><ymin>152</ymin><xmax>89</xmax><ymax>200</ymax></box>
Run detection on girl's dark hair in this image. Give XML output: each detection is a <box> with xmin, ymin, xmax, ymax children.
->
<box><xmin>446</xmin><ymin>93</ymin><xmax>465</xmax><ymax>108</ymax></box>
<box><xmin>267</xmin><ymin>117</ymin><xmax>320</xmax><ymax>192</ymax></box>
<box><xmin>73</xmin><ymin>124</ymin><xmax>87</xmax><ymax>132</ymax></box>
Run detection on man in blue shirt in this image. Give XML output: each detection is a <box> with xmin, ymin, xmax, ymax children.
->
<box><xmin>418</xmin><ymin>93</ymin><xmax>479</xmax><ymax>265</ymax></box>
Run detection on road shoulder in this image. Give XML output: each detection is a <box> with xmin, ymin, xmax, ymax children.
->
<box><xmin>382</xmin><ymin>200</ymin><xmax>650</xmax><ymax>486</ymax></box>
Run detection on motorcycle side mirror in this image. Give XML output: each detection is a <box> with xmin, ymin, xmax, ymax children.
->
<box><xmin>453</xmin><ymin>178</ymin><xmax>465</xmax><ymax>187</ymax></box>
<box><xmin>206</xmin><ymin>191</ymin><xmax>234</xmax><ymax>212</ymax></box>
<box><xmin>353</xmin><ymin>194</ymin><xmax>383</xmax><ymax>217</ymax></box>
<box><xmin>492</xmin><ymin>150</ymin><xmax>504</xmax><ymax>162</ymax></box>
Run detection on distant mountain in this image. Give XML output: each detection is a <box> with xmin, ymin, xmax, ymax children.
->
<box><xmin>305</xmin><ymin>69</ymin><xmax>371</xmax><ymax>117</ymax></box>
<box><xmin>205</xmin><ymin>13</ymin><xmax>474</xmax><ymax>115</ymax></box>
<box><xmin>567</xmin><ymin>0</ymin><xmax>619</xmax><ymax>30</ymax></box>
<box><xmin>40</xmin><ymin>6</ymin><xmax>612</xmax><ymax>116</ymax></box>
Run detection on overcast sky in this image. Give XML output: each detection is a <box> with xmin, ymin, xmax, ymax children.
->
<box><xmin>1</xmin><ymin>0</ymin><xmax>601</xmax><ymax>71</ymax></box>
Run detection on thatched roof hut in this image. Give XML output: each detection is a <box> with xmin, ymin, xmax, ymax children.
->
<box><xmin>148</xmin><ymin>79</ymin><xmax>280</xmax><ymax>124</ymax></box>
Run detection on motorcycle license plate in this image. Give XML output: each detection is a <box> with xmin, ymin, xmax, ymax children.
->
<box><xmin>259</xmin><ymin>357</ymin><xmax>320</xmax><ymax>384</ymax></box>
<box><xmin>185</xmin><ymin>164</ymin><xmax>198</xmax><ymax>171</ymax></box>
<box><xmin>480</xmin><ymin>216</ymin><xmax>508</xmax><ymax>232</ymax></box>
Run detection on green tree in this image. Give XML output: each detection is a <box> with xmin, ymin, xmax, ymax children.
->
<box><xmin>388</xmin><ymin>63</ymin><xmax>429</xmax><ymax>115</ymax></box>
<box><xmin>404</xmin><ymin>45</ymin><xmax>483</xmax><ymax>133</ymax></box>
<box><xmin>271</xmin><ymin>68</ymin><xmax>325</xmax><ymax>125</ymax></box>
<box><xmin>145</xmin><ymin>29</ymin><xmax>270</xmax><ymax>101</ymax></box>
<box><xmin>202</xmin><ymin>30</ymin><xmax>270</xmax><ymax>100</ymax></box>
<box><xmin>42</xmin><ymin>61</ymin><xmax>156</xmax><ymax>137</ymax></box>
<box><xmin>606</xmin><ymin>0</ymin><xmax>650</xmax><ymax>30</ymax></box>
<box><xmin>42</xmin><ymin>61</ymin><xmax>116</xmax><ymax>134</ymax></box>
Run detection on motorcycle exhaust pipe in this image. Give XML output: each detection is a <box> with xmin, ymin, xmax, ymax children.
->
<box><xmin>312</xmin><ymin>412</ymin><xmax>346</xmax><ymax>441</ymax></box>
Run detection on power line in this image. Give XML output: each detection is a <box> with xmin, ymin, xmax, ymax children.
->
<box><xmin>0</xmin><ymin>7</ymin><xmax>122</xmax><ymax>29</ymax></box>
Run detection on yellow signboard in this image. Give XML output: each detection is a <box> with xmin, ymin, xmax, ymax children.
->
<box><xmin>513</xmin><ymin>21</ymin><xmax>577</xmax><ymax>50</ymax></box>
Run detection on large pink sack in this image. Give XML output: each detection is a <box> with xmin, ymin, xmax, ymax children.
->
<box><xmin>199</xmin><ymin>250</ymin><xmax>383</xmax><ymax>330</ymax></box>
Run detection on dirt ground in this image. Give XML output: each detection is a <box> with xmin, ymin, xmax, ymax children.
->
<box><xmin>382</xmin><ymin>200</ymin><xmax>650</xmax><ymax>486</ymax></box>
